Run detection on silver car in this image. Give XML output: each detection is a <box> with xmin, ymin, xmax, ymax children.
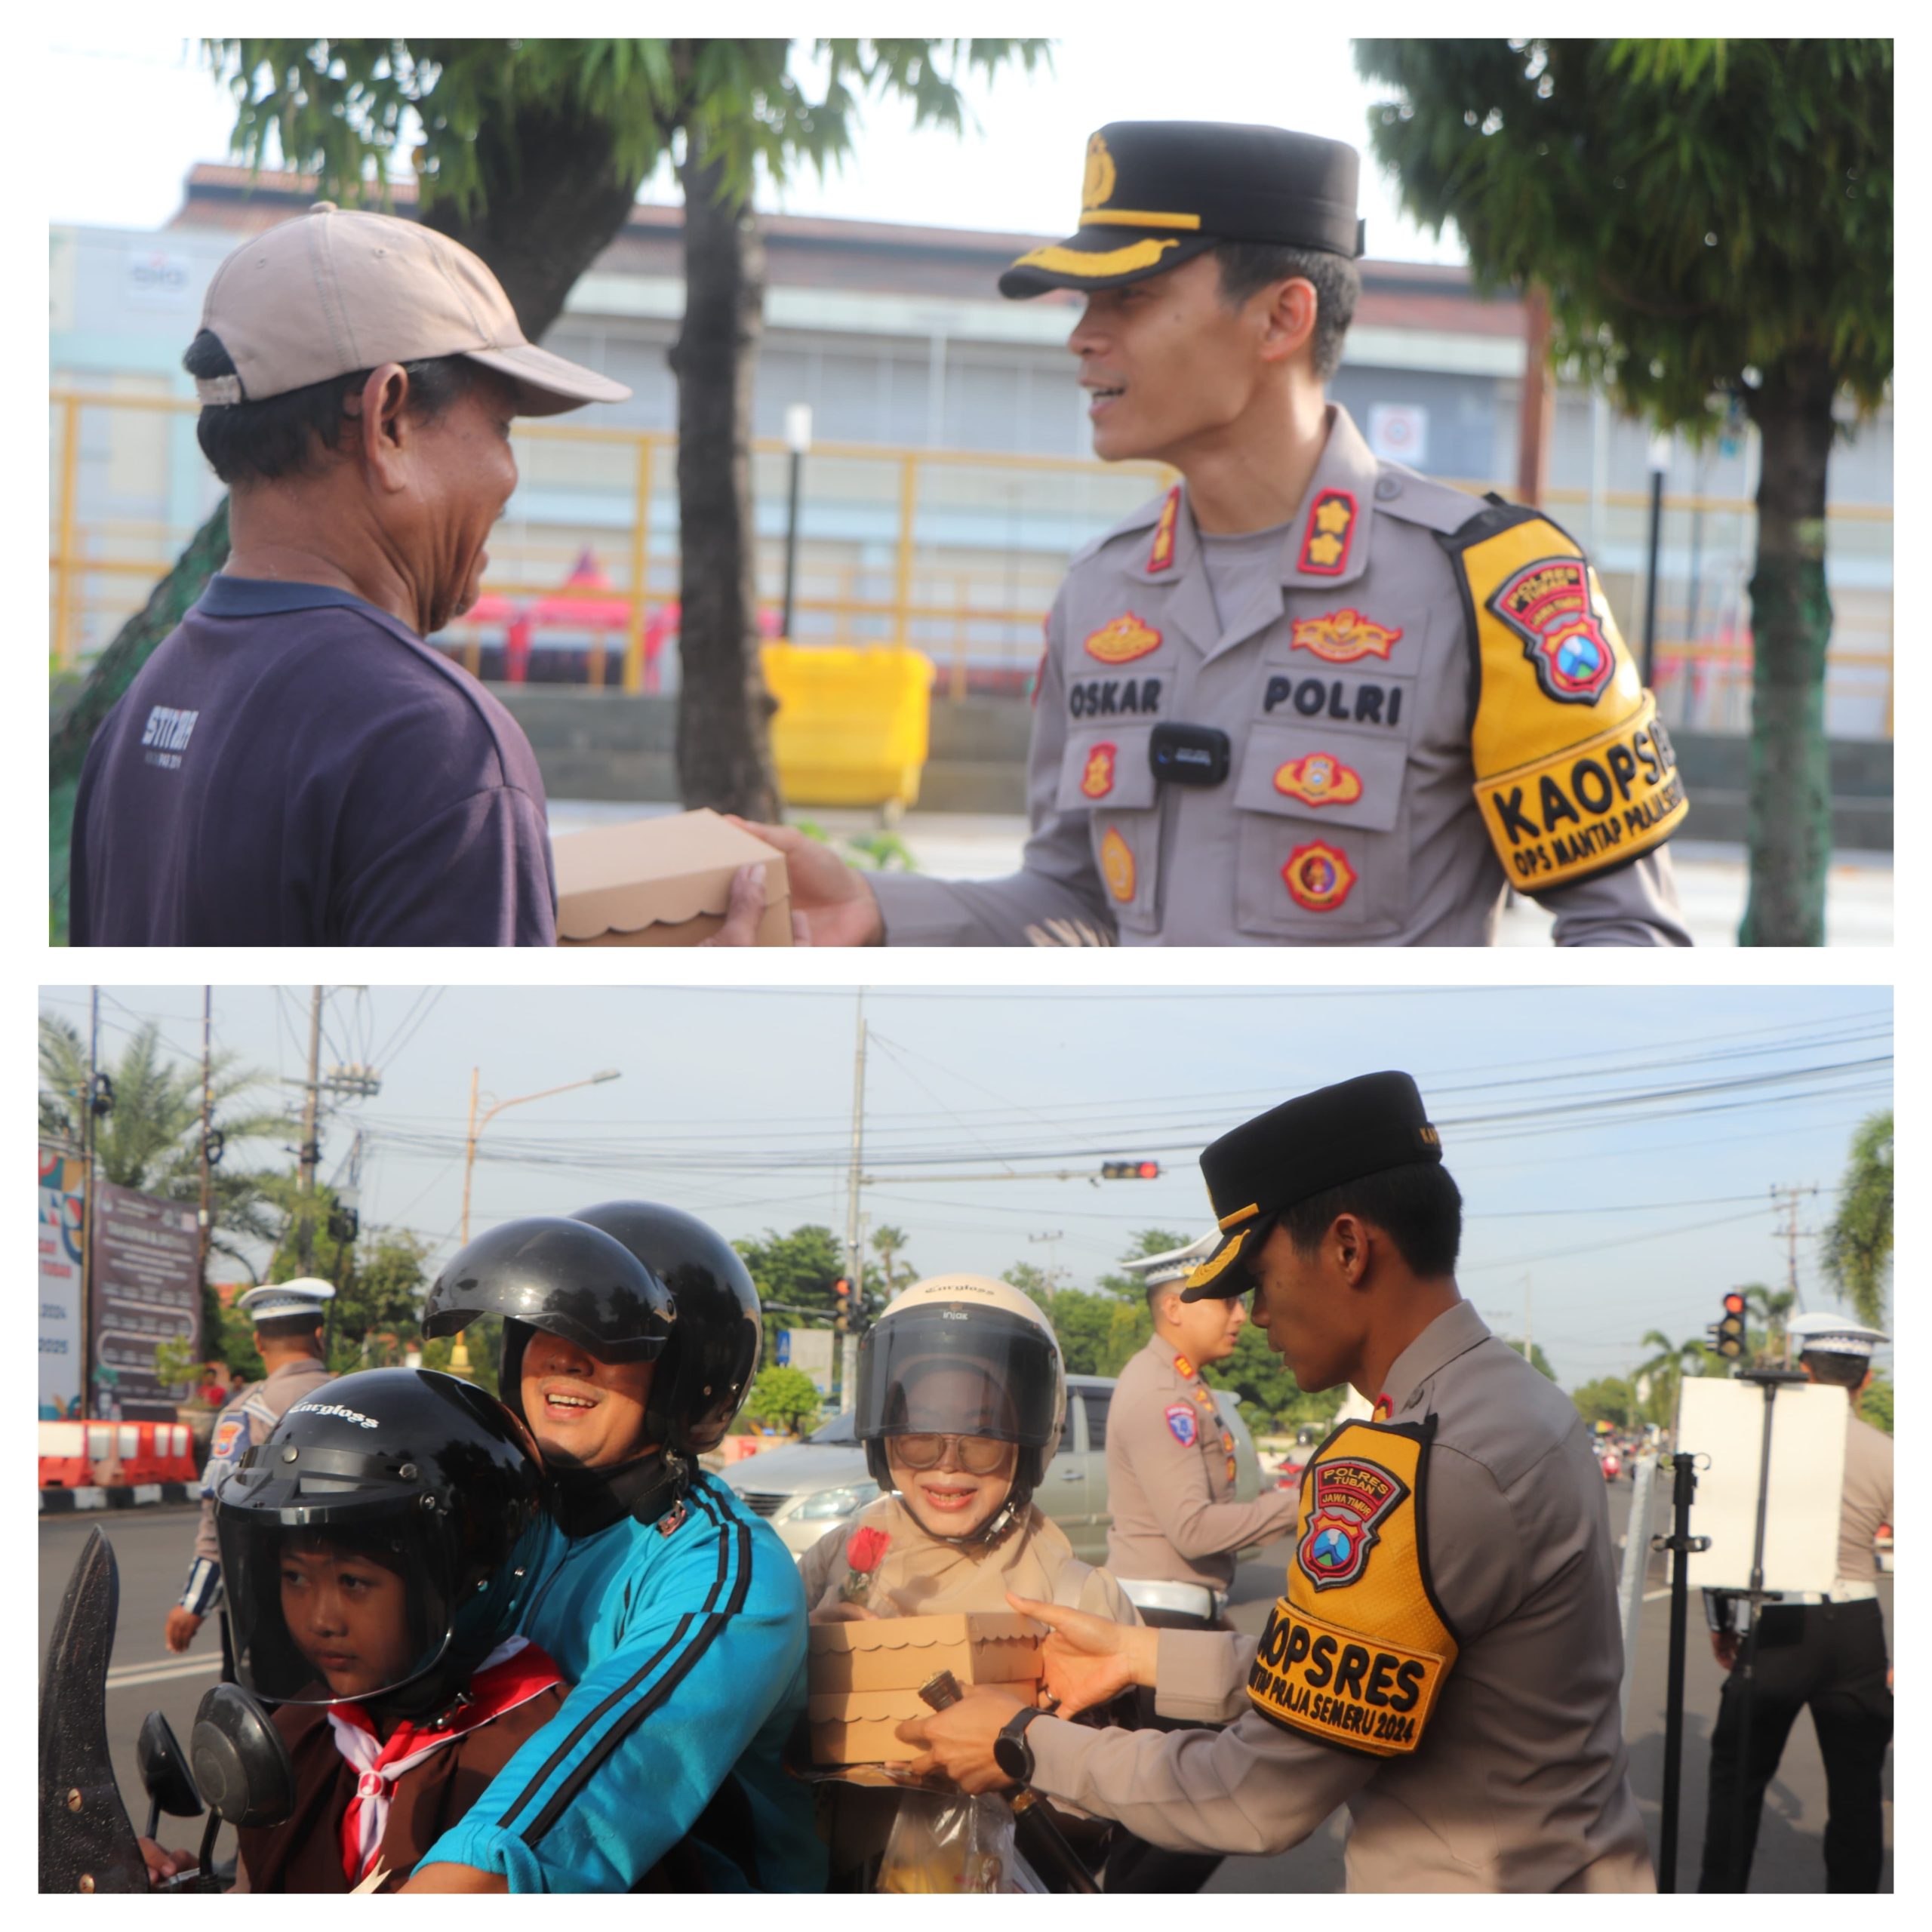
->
<box><xmin>720</xmin><ymin>1372</ymin><xmax>1261</xmax><ymax>1564</ymax></box>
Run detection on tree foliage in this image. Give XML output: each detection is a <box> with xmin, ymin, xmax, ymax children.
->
<box><xmin>1819</xmin><ymin>1108</ymin><xmax>1892</xmax><ymax>1327</ymax></box>
<box><xmin>735</xmin><ymin>1223</ymin><xmax>863</xmax><ymax>1315</ymax></box>
<box><xmin>1571</xmin><ymin>1376</ymin><xmax>1637</xmax><ymax>1429</ymax></box>
<box><xmin>1352</xmin><ymin>38</ymin><xmax>1892</xmax><ymax>427</ymax></box>
<box><xmin>743</xmin><ymin>1364</ymin><xmax>823</xmax><ymax>1436</ymax></box>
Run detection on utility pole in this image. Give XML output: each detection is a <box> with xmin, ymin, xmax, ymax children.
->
<box><xmin>1769</xmin><ymin>1183</ymin><xmax>1820</xmax><ymax>1321</ymax></box>
<box><xmin>1029</xmin><ymin>1230</ymin><xmax>1066</xmax><ymax>1281</ymax></box>
<box><xmin>80</xmin><ymin>988</ymin><xmax>100</xmax><ymax>1422</ymax></box>
<box><xmin>840</xmin><ymin>992</ymin><xmax>867</xmax><ymax>1407</ymax></box>
<box><xmin>297</xmin><ymin>986</ymin><xmax>324</xmax><ymax>1272</ymax></box>
<box><xmin>198</xmin><ymin>987</ymin><xmax>214</xmax><ymax>1285</ymax></box>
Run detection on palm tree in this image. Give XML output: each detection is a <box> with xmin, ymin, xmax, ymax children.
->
<box><xmin>1738</xmin><ymin>1283</ymin><xmax>1796</xmax><ymax>1365</ymax></box>
<box><xmin>1635</xmin><ymin>1330</ymin><xmax>1717</xmax><ymax>1430</ymax></box>
<box><xmin>38</xmin><ymin>1012</ymin><xmax>288</xmax><ymax>1275</ymax></box>
<box><xmin>869</xmin><ymin>1224</ymin><xmax>915</xmax><ymax>1300</ymax></box>
<box><xmin>1820</xmin><ymin>1109</ymin><xmax>1893</xmax><ymax>1328</ymax></box>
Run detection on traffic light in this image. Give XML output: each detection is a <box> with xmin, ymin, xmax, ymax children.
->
<box><xmin>1709</xmin><ymin>1291</ymin><xmax>1748</xmax><ymax>1361</ymax></box>
<box><xmin>1100</xmin><ymin>1160</ymin><xmax>1161</xmax><ymax>1180</ymax></box>
<box><xmin>832</xmin><ymin>1276</ymin><xmax>854</xmax><ymax>1335</ymax></box>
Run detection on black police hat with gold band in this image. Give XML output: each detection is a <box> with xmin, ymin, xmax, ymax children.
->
<box><xmin>1180</xmin><ymin>1072</ymin><xmax>1441</xmax><ymax>1300</ymax></box>
<box><xmin>1000</xmin><ymin>121</ymin><xmax>1363</xmax><ymax>300</ymax></box>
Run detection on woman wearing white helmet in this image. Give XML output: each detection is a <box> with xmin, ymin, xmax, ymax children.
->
<box><xmin>799</xmin><ymin>1274</ymin><xmax>1142</xmax><ymax>1624</ymax></box>
<box><xmin>799</xmin><ymin>1275</ymin><xmax>1142</xmax><ymax>1887</ymax></box>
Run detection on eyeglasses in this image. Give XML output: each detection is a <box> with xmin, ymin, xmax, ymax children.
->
<box><xmin>888</xmin><ymin>1432</ymin><xmax>1011</xmax><ymax>1475</ymax></box>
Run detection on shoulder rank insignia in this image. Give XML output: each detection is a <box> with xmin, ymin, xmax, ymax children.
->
<box><xmin>1100</xmin><ymin>826</ymin><xmax>1137</xmax><ymax>902</ymax></box>
<box><xmin>1079</xmin><ymin>742</ymin><xmax>1117</xmax><ymax>798</ymax></box>
<box><xmin>1273</xmin><ymin>752</ymin><xmax>1362</xmax><ymax>808</ymax></box>
<box><xmin>1291</xmin><ymin>608</ymin><xmax>1401</xmax><ymax>663</ymax></box>
<box><xmin>1282</xmin><ymin>841</ymin><xmax>1356</xmax><ymax>912</ymax></box>
<box><xmin>1247</xmin><ymin>1418</ymin><xmax>1458</xmax><ymax>1759</ymax></box>
<box><xmin>1147</xmin><ymin>487</ymin><xmax>1180</xmax><ymax>574</ymax></box>
<box><xmin>1172</xmin><ymin>1353</ymin><xmax>1195</xmax><ymax>1381</ymax></box>
<box><xmin>1084</xmin><ymin>613</ymin><xmax>1163</xmax><ymax>665</ymax></box>
<box><xmin>1164</xmin><ymin>1403</ymin><xmax>1198</xmax><ymax>1447</ymax></box>
<box><xmin>1298</xmin><ymin>490</ymin><xmax>1358</xmax><ymax>576</ymax></box>
<box><xmin>1446</xmin><ymin>507</ymin><xmax>1689</xmax><ymax>896</ymax></box>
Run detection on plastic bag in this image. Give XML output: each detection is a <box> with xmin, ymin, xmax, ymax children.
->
<box><xmin>875</xmin><ymin>1789</ymin><xmax>1044</xmax><ymax>1894</ymax></box>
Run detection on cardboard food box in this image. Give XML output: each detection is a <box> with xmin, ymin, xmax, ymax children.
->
<box><xmin>551</xmin><ymin>809</ymin><xmax>792</xmax><ymax>946</ymax></box>
<box><xmin>807</xmin><ymin>1612</ymin><xmax>1043</xmax><ymax>1765</ymax></box>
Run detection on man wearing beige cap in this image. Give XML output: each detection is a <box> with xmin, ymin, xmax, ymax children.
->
<box><xmin>70</xmin><ymin>202</ymin><xmax>629</xmax><ymax>946</ymax></box>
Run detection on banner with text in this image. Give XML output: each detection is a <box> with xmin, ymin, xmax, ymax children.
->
<box><xmin>38</xmin><ymin>1147</ymin><xmax>87</xmax><ymax>1414</ymax></box>
<box><xmin>89</xmin><ymin>1180</ymin><xmax>201</xmax><ymax>1422</ymax></box>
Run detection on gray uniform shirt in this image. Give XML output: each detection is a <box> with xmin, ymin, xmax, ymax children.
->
<box><xmin>1028</xmin><ymin>1301</ymin><xmax>1655</xmax><ymax>1891</ymax></box>
<box><xmin>1106</xmin><ymin>1334</ymin><xmax>1299</xmax><ymax>1592</ymax></box>
<box><xmin>182</xmin><ymin>1355</ymin><xmax>334</xmax><ymax>1603</ymax></box>
<box><xmin>872</xmin><ymin>404</ymin><xmax>1690</xmax><ymax>948</ymax></box>
<box><xmin>1838</xmin><ymin>1411</ymin><xmax>1894</xmax><ymax>1587</ymax></box>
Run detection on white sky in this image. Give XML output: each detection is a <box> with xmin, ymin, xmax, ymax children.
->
<box><xmin>42</xmin><ymin>984</ymin><xmax>1892</xmax><ymax>1392</ymax></box>
<box><xmin>42</xmin><ymin>30</ymin><xmax>1466</xmax><ymax>264</ymax></box>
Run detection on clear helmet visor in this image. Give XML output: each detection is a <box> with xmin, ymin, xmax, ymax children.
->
<box><xmin>217</xmin><ymin>1492</ymin><xmax>456</xmax><ymax>1708</ymax></box>
<box><xmin>855</xmin><ymin>1303</ymin><xmax>1062</xmax><ymax>1451</ymax></box>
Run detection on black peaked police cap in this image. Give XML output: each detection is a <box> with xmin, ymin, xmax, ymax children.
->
<box><xmin>1180</xmin><ymin>1072</ymin><xmax>1441</xmax><ymax>1300</ymax></box>
<box><xmin>1000</xmin><ymin>121</ymin><xmax>1364</xmax><ymax>300</ymax></box>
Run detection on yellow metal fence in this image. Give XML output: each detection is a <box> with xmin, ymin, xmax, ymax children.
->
<box><xmin>49</xmin><ymin>390</ymin><xmax>1894</xmax><ymax>734</ymax></box>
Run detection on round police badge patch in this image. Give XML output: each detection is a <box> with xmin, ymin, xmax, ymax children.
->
<box><xmin>1165</xmin><ymin>1403</ymin><xmax>1198</xmax><ymax>1447</ymax></box>
<box><xmin>1294</xmin><ymin>1454</ymin><xmax>1411</xmax><ymax>1590</ymax></box>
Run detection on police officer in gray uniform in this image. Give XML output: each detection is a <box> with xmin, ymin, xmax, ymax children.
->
<box><xmin>898</xmin><ymin>1074</ymin><xmax>1655</xmax><ymax>1890</ymax></box>
<box><xmin>1104</xmin><ymin>1235</ymin><xmax>1303</xmax><ymax>1891</ymax></box>
<box><xmin>162</xmin><ymin>1278</ymin><xmax>334</xmax><ymax>1654</ymax></box>
<box><xmin>744</xmin><ymin>122</ymin><xmax>1691</xmax><ymax>949</ymax></box>
<box><xmin>1698</xmin><ymin>1311</ymin><xmax>1894</xmax><ymax>1892</ymax></box>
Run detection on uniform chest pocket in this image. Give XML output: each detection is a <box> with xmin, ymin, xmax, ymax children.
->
<box><xmin>1231</xmin><ymin>725</ymin><xmax>1412</xmax><ymax>938</ymax></box>
<box><xmin>1058</xmin><ymin>724</ymin><xmax>1161</xmax><ymax>934</ymax></box>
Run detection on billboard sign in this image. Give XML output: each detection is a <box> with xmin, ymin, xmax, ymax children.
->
<box><xmin>89</xmin><ymin>1180</ymin><xmax>201</xmax><ymax>1423</ymax></box>
<box><xmin>38</xmin><ymin>1148</ymin><xmax>87</xmax><ymax>1415</ymax></box>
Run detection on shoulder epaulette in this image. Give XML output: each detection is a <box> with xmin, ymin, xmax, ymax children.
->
<box><xmin>1368</xmin><ymin>463</ymin><xmax>1488</xmax><ymax>537</ymax></box>
<box><xmin>1438</xmin><ymin>506</ymin><xmax>1688</xmax><ymax>895</ymax></box>
<box><xmin>1068</xmin><ymin>484</ymin><xmax>1174</xmax><ymax>569</ymax></box>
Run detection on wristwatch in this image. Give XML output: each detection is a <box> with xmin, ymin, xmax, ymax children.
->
<box><xmin>993</xmin><ymin>1704</ymin><xmax>1047</xmax><ymax>1784</ymax></box>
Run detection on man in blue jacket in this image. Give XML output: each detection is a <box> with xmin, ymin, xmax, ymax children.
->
<box><xmin>409</xmin><ymin>1206</ymin><xmax>824</xmax><ymax>1892</ymax></box>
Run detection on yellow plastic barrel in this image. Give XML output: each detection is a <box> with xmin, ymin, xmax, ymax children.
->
<box><xmin>761</xmin><ymin>642</ymin><xmax>935</xmax><ymax>809</ymax></box>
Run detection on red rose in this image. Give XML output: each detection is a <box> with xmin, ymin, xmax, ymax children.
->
<box><xmin>845</xmin><ymin>1527</ymin><xmax>891</xmax><ymax>1574</ymax></box>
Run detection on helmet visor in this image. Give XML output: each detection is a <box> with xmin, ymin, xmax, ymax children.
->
<box><xmin>856</xmin><ymin>1303</ymin><xmax>1061</xmax><ymax>1451</ymax></box>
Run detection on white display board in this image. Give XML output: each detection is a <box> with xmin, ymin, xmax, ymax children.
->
<box><xmin>1678</xmin><ymin>1377</ymin><xmax>1847</xmax><ymax>1596</ymax></box>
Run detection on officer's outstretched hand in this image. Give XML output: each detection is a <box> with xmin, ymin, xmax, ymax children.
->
<box><xmin>697</xmin><ymin>863</ymin><xmax>812</xmax><ymax>947</ymax></box>
<box><xmin>1008</xmin><ymin>1592</ymin><xmax>1158</xmax><ymax>1715</ymax></box>
<box><xmin>163</xmin><ymin>1607</ymin><xmax>203</xmax><ymax>1654</ymax></box>
<box><xmin>722</xmin><ymin>819</ymin><xmax>884</xmax><ymax>946</ymax></box>
<box><xmin>897</xmin><ymin>1684</ymin><xmax>1028</xmax><ymax>1794</ymax></box>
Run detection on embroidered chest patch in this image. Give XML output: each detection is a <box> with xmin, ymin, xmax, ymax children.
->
<box><xmin>1084</xmin><ymin>613</ymin><xmax>1163</xmax><ymax>665</ymax></box>
<box><xmin>1273</xmin><ymin>752</ymin><xmax>1363</xmax><ymax>808</ymax></box>
<box><xmin>1165</xmin><ymin>1403</ymin><xmax>1199</xmax><ymax>1447</ymax></box>
<box><xmin>1282</xmin><ymin>841</ymin><xmax>1357</xmax><ymax>912</ymax></box>
<box><xmin>1295</xmin><ymin>1456</ymin><xmax>1409</xmax><ymax>1590</ymax></box>
<box><xmin>1100</xmin><ymin>826</ymin><xmax>1137</xmax><ymax>902</ymax></box>
<box><xmin>1080</xmin><ymin>742</ymin><xmax>1117</xmax><ymax>798</ymax></box>
<box><xmin>1291</xmin><ymin>608</ymin><xmax>1402</xmax><ymax>663</ymax></box>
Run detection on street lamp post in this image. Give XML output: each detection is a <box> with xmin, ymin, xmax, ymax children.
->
<box><xmin>781</xmin><ymin>404</ymin><xmax>813</xmax><ymax>641</ymax></box>
<box><xmin>460</xmin><ymin>1067</ymin><xmax>621</xmax><ymax>1244</ymax></box>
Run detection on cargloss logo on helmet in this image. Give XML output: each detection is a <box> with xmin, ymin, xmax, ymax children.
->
<box><xmin>288</xmin><ymin>1401</ymin><xmax>379</xmax><ymax>1430</ymax></box>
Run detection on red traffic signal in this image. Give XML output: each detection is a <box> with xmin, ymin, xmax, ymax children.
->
<box><xmin>1710</xmin><ymin>1291</ymin><xmax>1749</xmax><ymax>1360</ymax></box>
<box><xmin>1100</xmin><ymin>1160</ymin><xmax>1161</xmax><ymax>1180</ymax></box>
<box><xmin>832</xmin><ymin>1276</ymin><xmax>853</xmax><ymax>1334</ymax></box>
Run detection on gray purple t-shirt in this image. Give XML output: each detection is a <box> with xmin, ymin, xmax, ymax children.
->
<box><xmin>70</xmin><ymin>576</ymin><xmax>556</xmax><ymax>946</ymax></box>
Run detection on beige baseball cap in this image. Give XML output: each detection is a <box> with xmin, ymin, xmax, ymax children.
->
<box><xmin>193</xmin><ymin>201</ymin><xmax>630</xmax><ymax>416</ymax></box>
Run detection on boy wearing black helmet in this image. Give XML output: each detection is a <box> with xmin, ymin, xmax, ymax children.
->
<box><xmin>140</xmin><ymin>1367</ymin><xmax>567</xmax><ymax>1891</ymax></box>
<box><xmin>414</xmin><ymin>1206</ymin><xmax>823</xmax><ymax>1893</ymax></box>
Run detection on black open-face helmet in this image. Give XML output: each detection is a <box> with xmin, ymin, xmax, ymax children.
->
<box><xmin>422</xmin><ymin>1215</ymin><xmax>677</xmax><ymax>1438</ymax></box>
<box><xmin>568</xmin><ymin>1201</ymin><xmax>761</xmax><ymax>1457</ymax></box>
<box><xmin>213</xmin><ymin>1369</ymin><xmax>546</xmax><ymax>1715</ymax></box>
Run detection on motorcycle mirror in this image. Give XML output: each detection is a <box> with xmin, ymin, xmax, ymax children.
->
<box><xmin>189</xmin><ymin>1684</ymin><xmax>294</xmax><ymax>1830</ymax></box>
<box><xmin>137</xmin><ymin>1710</ymin><xmax>204</xmax><ymax>1823</ymax></box>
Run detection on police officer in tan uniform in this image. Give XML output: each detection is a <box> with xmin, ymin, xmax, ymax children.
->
<box><xmin>1109</xmin><ymin>1234</ymin><xmax>1300</xmax><ymax>1623</ymax></box>
<box><xmin>899</xmin><ymin>1073</ymin><xmax>1656</xmax><ymax>1891</ymax></box>
<box><xmin>1103</xmin><ymin>1235</ymin><xmax>1303</xmax><ymax>1890</ymax></box>
<box><xmin>745</xmin><ymin>123</ymin><xmax>1690</xmax><ymax>949</ymax></box>
<box><xmin>1698</xmin><ymin>1311</ymin><xmax>1894</xmax><ymax>1892</ymax></box>
<box><xmin>162</xmin><ymin>1278</ymin><xmax>334</xmax><ymax>1654</ymax></box>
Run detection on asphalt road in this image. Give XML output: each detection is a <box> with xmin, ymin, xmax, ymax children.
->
<box><xmin>42</xmin><ymin>1486</ymin><xmax>1891</xmax><ymax>1893</ymax></box>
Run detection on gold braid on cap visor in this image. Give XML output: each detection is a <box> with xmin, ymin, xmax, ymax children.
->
<box><xmin>1010</xmin><ymin>236</ymin><xmax>1183</xmax><ymax>278</ymax></box>
<box><xmin>1184</xmin><ymin>1228</ymin><xmax>1250</xmax><ymax>1291</ymax></box>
